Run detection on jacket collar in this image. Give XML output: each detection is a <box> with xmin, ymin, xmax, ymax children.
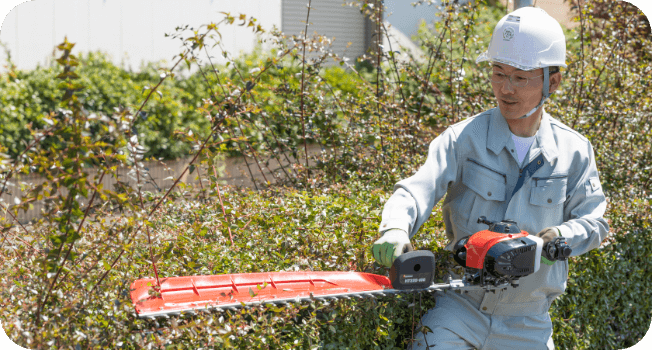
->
<box><xmin>535</xmin><ymin>111</ymin><xmax>559</xmax><ymax>164</ymax></box>
<box><xmin>486</xmin><ymin>108</ymin><xmax>512</xmax><ymax>155</ymax></box>
<box><xmin>487</xmin><ymin>108</ymin><xmax>559</xmax><ymax>164</ymax></box>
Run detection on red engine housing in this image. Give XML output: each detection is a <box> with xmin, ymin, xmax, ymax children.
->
<box><xmin>465</xmin><ymin>230</ymin><xmax>529</xmax><ymax>269</ymax></box>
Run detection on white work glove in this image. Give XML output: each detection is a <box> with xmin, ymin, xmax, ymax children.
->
<box><xmin>372</xmin><ymin>229</ymin><xmax>413</xmax><ymax>267</ymax></box>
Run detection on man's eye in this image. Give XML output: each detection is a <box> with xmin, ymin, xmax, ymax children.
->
<box><xmin>494</xmin><ymin>72</ymin><xmax>506</xmax><ymax>77</ymax></box>
<box><xmin>514</xmin><ymin>76</ymin><xmax>529</xmax><ymax>82</ymax></box>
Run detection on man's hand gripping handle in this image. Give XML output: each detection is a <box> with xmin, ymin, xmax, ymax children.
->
<box><xmin>372</xmin><ymin>229</ymin><xmax>413</xmax><ymax>267</ymax></box>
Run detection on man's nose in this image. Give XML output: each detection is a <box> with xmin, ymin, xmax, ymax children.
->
<box><xmin>500</xmin><ymin>79</ymin><xmax>515</xmax><ymax>94</ymax></box>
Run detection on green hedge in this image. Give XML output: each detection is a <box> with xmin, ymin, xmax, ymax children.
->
<box><xmin>0</xmin><ymin>47</ymin><xmax>370</xmax><ymax>162</ymax></box>
<box><xmin>551</xmin><ymin>209</ymin><xmax>652</xmax><ymax>348</ymax></box>
<box><xmin>0</xmin><ymin>51</ymin><xmax>211</xmax><ymax>160</ymax></box>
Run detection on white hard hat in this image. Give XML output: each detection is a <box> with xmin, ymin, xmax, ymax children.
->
<box><xmin>476</xmin><ymin>7</ymin><xmax>567</xmax><ymax>71</ymax></box>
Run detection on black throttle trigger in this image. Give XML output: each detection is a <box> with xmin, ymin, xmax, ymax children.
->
<box><xmin>453</xmin><ymin>237</ymin><xmax>469</xmax><ymax>268</ymax></box>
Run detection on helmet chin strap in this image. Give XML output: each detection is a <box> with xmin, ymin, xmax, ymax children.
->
<box><xmin>518</xmin><ymin>66</ymin><xmax>550</xmax><ymax>119</ymax></box>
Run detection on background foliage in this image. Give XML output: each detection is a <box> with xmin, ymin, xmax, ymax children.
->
<box><xmin>0</xmin><ymin>0</ymin><xmax>650</xmax><ymax>349</ymax></box>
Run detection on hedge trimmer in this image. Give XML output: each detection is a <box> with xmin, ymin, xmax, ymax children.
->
<box><xmin>130</xmin><ymin>217</ymin><xmax>571</xmax><ymax>319</ymax></box>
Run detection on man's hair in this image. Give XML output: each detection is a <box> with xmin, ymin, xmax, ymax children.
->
<box><xmin>549</xmin><ymin>66</ymin><xmax>560</xmax><ymax>74</ymax></box>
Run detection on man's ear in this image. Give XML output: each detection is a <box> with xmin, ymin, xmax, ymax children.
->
<box><xmin>549</xmin><ymin>72</ymin><xmax>562</xmax><ymax>94</ymax></box>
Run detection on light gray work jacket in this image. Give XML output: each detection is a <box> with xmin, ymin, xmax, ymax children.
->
<box><xmin>379</xmin><ymin>107</ymin><xmax>609</xmax><ymax>316</ymax></box>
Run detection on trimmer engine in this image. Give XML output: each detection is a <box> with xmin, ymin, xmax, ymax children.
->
<box><xmin>454</xmin><ymin>217</ymin><xmax>546</xmax><ymax>288</ymax></box>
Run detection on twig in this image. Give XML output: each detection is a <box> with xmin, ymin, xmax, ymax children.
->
<box><xmin>380</xmin><ymin>22</ymin><xmax>408</xmax><ymax>108</ymax></box>
<box><xmin>419</xmin><ymin>292</ymin><xmax>430</xmax><ymax>348</ymax></box>
<box><xmin>242</xmin><ymin>105</ymin><xmax>298</xmax><ymax>182</ymax></box>
<box><xmin>0</xmin><ymin>206</ymin><xmax>39</xmax><ymax>255</ymax></box>
<box><xmin>212</xmin><ymin>165</ymin><xmax>235</xmax><ymax>246</ymax></box>
<box><xmin>51</xmin><ymin>179</ymin><xmax>78</xmax><ymax>264</ymax></box>
<box><xmin>374</xmin><ymin>0</ymin><xmax>384</xmax><ymax>157</ymax></box>
<box><xmin>0</xmin><ymin>125</ymin><xmax>55</xmax><ymax>199</ymax></box>
<box><xmin>299</xmin><ymin>0</ymin><xmax>313</xmax><ymax>173</ymax></box>
<box><xmin>455</xmin><ymin>7</ymin><xmax>474</xmax><ymax>121</ymax></box>
<box><xmin>132</xmin><ymin>157</ymin><xmax>162</xmax><ymax>289</ymax></box>
<box><xmin>194</xmin><ymin>161</ymin><xmax>206</xmax><ymax>200</ymax></box>
<box><xmin>411</xmin><ymin>293</ymin><xmax>416</xmax><ymax>343</ymax></box>
<box><xmin>226</xmin><ymin>127</ymin><xmax>260</xmax><ymax>191</ymax></box>
<box><xmin>571</xmin><ymin>0</ymin><xmax>587</xmax><ymax>126</ymax></box>
<box><xmin>241</xmin><ymin>218</ymin><xmax>253</xmax><ymax>231</ymax></box>
<box><xmin>415</xmin><ymin>25</ymin><xmax>449</xmax><ymax>124</ymax></box>
<box><xmin>448</xmin><ymin>13</ymin><xmax>454</xmax><ymax>122</ymax></box>
<box><xmin>233</xmin><ymin>118</ymin><xmax>271</xmax><ymax>185</ymax></box>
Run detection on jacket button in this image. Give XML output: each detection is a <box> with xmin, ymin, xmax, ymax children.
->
<box><xmin>547</xmin><ymin>198</ymin><xmax>552</xmax><ymax>203</ymax></box>
<box><xmin>482</xmin><ymin>306</ymin><xmax>487</xmax><ymax>311</ymax></box>
<box><xmin>487</xmin><ymin>192</ymin><xmax>492</xmax><ymax>197</ymax></box>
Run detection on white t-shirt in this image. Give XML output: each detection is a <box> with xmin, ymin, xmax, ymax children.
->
<box><xmin>511</xmin><ymin>132</ymin><xmax>536</xmax><ymax>166</ymax></box>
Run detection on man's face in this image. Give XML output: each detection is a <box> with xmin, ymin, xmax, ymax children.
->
<box><xmin>490</xmin><ymin>63</ymin><xmax>547</xmax><ymax>120</ymax></box>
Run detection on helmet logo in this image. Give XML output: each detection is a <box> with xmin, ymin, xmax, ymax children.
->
<box><xmin>503</xmin><ymin>27</ymin><xmax>515</xmax><ymax>41</ymax></box>
<box><xmin>506</xmin><ymin>15</ymin><xmax>521</xmax><ymax>24</ymax></box>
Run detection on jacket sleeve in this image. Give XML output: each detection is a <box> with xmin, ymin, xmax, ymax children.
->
<box><xmin>378</xmin><ymin>127</ymin><xmax>459</xmax><ymax>239</ymax></box>
<box><xmin>557</xmin><ymin>141</ymin><xmax>609</xmax><ymax>256</ymax></box>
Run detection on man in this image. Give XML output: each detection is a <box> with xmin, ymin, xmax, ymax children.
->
<box><xmin>372</xmin><ymin>7</ymin><xmax>608</xmax><ymax>350</ymax></box>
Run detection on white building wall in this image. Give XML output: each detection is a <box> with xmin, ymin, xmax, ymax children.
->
<box><xmin>0</xmin><ymin>0</ymin><xmax>282</xmax><ymax>72</ymax></box>
<box><xmin>282</xmin><ymin>0</ymin><xmax>370</xmax><ymax>64</ymax></box>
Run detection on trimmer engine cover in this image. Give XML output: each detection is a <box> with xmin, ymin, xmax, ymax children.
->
<box><xmin>484</xmin><ymin>236</ymin><xmax>541</xmax><ymax>277</ymax></box>
<box><xmin>465</xmin><ymin>230</ymin><xmax>529</xmax><ymax>270</ymax></box>
<box><xmin>389</xmin><ymin>250</ymin><xmax>435</xmax><ymax>290</ymax></box>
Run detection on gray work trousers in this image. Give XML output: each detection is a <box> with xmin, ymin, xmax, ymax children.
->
<box><xmin>410</xmin><ymin>291</ymin><xmax>555</xmax><ymax>350</ymax></box>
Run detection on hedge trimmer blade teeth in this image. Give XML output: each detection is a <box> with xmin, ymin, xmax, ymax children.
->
<box><xmin>130</xmin><ymin>270</ymin><xmax>393</xmax><ymax>319</ymax></box>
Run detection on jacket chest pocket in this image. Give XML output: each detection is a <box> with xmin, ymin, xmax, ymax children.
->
<box><xmin>460</xmin><ymin>159</ymin><xmax>507</xmax><ymax>228</ymax></box>
<box><xmin>530</xmin><ymin>176</ymin><xmax>567</xmax><ymax>208</ymax></box>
